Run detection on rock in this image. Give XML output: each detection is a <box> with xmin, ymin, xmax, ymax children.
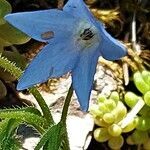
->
<box><xmin>67</xmin><ymin>114</ymin><xmax>94</xmax><ymax>150</ymax></box>
<box><xmin>22</xmin><ymin>137</ymin><xmax>39</xmax><ymax>150</ymax></box>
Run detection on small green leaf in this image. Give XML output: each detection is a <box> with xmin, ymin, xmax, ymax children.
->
<box><xmin>47</xmin><ymin>123</ymin><xmax>64</xmax><ymax>150</ymax></box>
<box><xmin>0</xmin><ymin>118</ymin><xmax>13</xmax><ymax>134</ymax></box>
<box><xmin>23</xmin><ymin>107</ymin><xmax>43</xmax><ymax>116</ymax></box>
<box><xmin>0</xmin><ymin>118</ymin><xmax>21</xmax><ymax>150</ymax></box>
<box><xmin>2</xmin><ymin>50</ymin><xmax>27</xmax><ymax>69</ymax></box>
<box><xmin>0</xmin><ymin>55</ymin><xmax>23</xmax><ymax>79</ymax></box>
<box><xmin>35</xmin><ymin>122</ymin><xmax>66</xmax><ymax>150</ymax></box>
<box><xmin>0</xmin><ymin>107</ymin><xmax>42</xmax><ymax>116</ymax></box>
<box><xmin>0</xmin><ymin>119</ymin><xmax>18</xmax><ymax>141</ymax></box>
<box><xmin>0</xmin><ymin>35</ymin><xmax>11</xmax><ymax>46</ymax></box>
<box><xmin>0</xmin><ymin>0</ymin><xmax>12</xmax><ymax>25</ymax></box>
<box><xmin>0</xmin><ymin>22</ymin><xmax>30</xmax><ymax>45</ymax></box>
<box><xmin>0</xmin><ymin>50</ymin><xmax>27</xmax><ymax>82</ymax></box>
<box><xmin>0</xmin><ymin>108</ymin><xmax>48</xmax><ymax>133</ymax></box>
<box><xmin>35</xmin><ymin>124</ymin><xmax>58</xmax><ymax>150</ymax></box>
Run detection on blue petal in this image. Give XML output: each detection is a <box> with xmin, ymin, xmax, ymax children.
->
<box><xmin>96</xmin><ymin>21</ymin><xmax>127</xmax><ymax>60</ymax></box>
<box><xmin>72</xmin><ymin>49</ymin><xmax>100</xmax><ymax>111</ymax></box>
<box><xmin>64</xmin><ymin>0</ymin><xmax>96</xmax><ymax>24</ymax></box>
<box><xmin>17</xmin><ymin>38</ymin><xmax>79</xmax><ymax>90</ymax></box>
<box><xmin>5</xmin><ymin>9</ymin><xmax>78</xmax><ymax>42</ymax></box>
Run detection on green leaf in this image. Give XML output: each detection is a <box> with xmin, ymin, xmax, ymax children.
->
<box><xmin>0</xmin><ymin>118</ymin><xmax>13</xmax><ymax>135</ymax></box>
<box><xmin>0</xmin><ymin>55</ymin><xmax>23</xmax><ymax>79</ymax></box>
<box><xmin>35</xmin><ymin>124</ymin><xmax>58</xmax><ymax>150</ymax></box>
<box><xmin>0</xmin><ymin>107</ymin><xmax>42</xmax><ymax>116</ymax></box>
<box><xmin>0</xmin><ymin>22</ymin><xmax>30</xmax><ymax>46</ymax></box>
<box><xmin>0</xmin><ymin>118</ymin><xmax>21</xmax><ymax>150</ymax></box>
<box><xmin>0</xmin><ymin>0</ymin><xmax>12</xmax><ymax>25</ymax></box>
<box><xmin>2</xmin><ymin>50</ymin><xmax>27</xmax><ymax>69</ymax></box>
<box><xmin>35</xmin><ymin>122</ymin><xmax>70</xmax><ymax>150</ymax></box>
<box><xmin>47</xmin><ymin>123</ymin><xmax>65</xmax><ymax>150</ymax></box>
<box><xmin>0</xmin><ymin>35</ymin><xmax>11</xmax><ymax>46</ymax></box>
<box><xmin>22</xmin><ymin>107</ymin><xmax>43</xmax><ymax>116</ymax></box>
<box><xmin>0</xmin><ymin>50</ymin><xmax>27</xmax><ymax>82</ymax></box>
<box><xmin>0</xmin><ymin>118</ymin><xmax>18</xmax><ymax>142</ymax></box>
<box><xmin>0</xmin><ymin>108</ymin><xmax>48</xmax><ymax>133</ymax></box>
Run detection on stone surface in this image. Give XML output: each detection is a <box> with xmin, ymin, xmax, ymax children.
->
<box><xmin>67</xmin><ymin>115</ymin><xmax>94</xmax><ymax>150</ymax></box>
<box><xmin>22</xmin><ymin>137</ymin><xmax>39</xmax><ymax>150</ymax></box>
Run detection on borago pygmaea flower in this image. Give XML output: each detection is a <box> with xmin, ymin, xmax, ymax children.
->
<box><xmin>5</xmin><ymin>0</ymin><xmax>127</xmax><ymax>111</ymax></box>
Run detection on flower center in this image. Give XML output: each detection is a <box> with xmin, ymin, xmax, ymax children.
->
<box><xmin>80</xmin><ymin>28</ymin><xmax>94</xmax><ymax>40</ymax></box>
<box><xmin>74</xmin><ymin>20</ymin><xmax>100</xmax><ymax>50</ymax></box>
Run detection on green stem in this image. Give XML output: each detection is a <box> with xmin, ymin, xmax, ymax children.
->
<box><xmin>62</xmin><ymin>126</ymin><xmax>70</xmax><ymax>150</ymax></box>
<box><xmin>29</xmin><ymin>87</ymin><xmax>54</xmax><ymax>125</ymax></box>
<box><xmin>59</xmin><ymin>84</ymin><xmax>73</xmax><ymax>150</ymax></box>
<box><xmin>60</xmin><ymin>84</ymin><xmax>73</xmax><ymax>123</ymax></box>
<box><xmin>0</xmin><ymin>55</ymin><xmax>54</xmax><ymax>125</ymax></box>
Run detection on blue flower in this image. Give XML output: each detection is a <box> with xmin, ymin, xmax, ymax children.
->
<box><xmin>5</xmin><ymin>0</ymin><xmax>126</xmax><ymax>111</ymax></box>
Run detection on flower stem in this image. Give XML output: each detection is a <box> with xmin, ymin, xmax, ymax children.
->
<box><xmin>29</xmin><ymin>88</ymin><xmax>54</xmax><ymax>125</ymax></box>
<box><xmin>61</xmin><ymin>84</ymin><xmax>73</xmax><ymax>123</ymax></box>
<box><xmin>59</xmin><ymin>84</ymin><xmax>73</xmax><ymax>150</ymax></box>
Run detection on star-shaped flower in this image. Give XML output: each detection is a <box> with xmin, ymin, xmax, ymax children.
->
<box><xmin>5</xmin><ymin>0</ymin><xmax>127</xmax><ymax>111</ymax></box>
